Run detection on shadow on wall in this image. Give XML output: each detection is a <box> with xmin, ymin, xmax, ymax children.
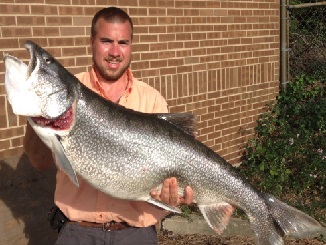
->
<box><xmin>0</xmin><ymin>154</ymin><xmax>57</xmax><ymax>245</ymax></box>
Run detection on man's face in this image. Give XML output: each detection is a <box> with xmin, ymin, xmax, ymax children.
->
<box><xmin>91</xmin><ymin>18</ymin><xmax>132</xmax><ymax>82</ymax></box>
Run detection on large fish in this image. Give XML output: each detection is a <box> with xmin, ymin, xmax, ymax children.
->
<box><xmin>3</xmin><ymin>41</ymin><xmax>324</xmax><ymax>245</ymax></box>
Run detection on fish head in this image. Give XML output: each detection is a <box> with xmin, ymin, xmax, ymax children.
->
<box><xmin>4</xmin><ymin>40</ymin><xmax>79</xmax><ymax>131</ymax></box>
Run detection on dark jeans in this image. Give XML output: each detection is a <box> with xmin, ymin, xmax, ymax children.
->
<box><xmin>55</xmin><ymin>222</ymin><xmax>158</xmax><ymax>245</ymax></box>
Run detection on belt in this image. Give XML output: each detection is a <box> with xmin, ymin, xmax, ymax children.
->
<box><xmin>68</xmin><ymin>221</ymin><xmax>131</xmax><ymax>231</ymax></box>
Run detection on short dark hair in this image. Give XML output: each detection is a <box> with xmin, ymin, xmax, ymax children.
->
<box><xmin>91</xmin><ymin>7</ymin><xmax>134</xmax><ymax>39</ymax></box>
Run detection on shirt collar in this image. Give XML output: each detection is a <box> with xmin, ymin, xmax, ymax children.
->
<box><xmin>90</xmin><ymin>67</ymin><xmax>133</xmax><ymax>103</ymax></box>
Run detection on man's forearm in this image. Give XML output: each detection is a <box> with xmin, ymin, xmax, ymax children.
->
<box><xmin>24</xmin><ymin>122</ymin><xmax>54</xmax><ymax>171</ymax></box>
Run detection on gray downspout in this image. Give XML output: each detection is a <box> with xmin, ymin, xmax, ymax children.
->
<box><xmin>280</xmin><ymin>0</ymin><xmax>289</xmax><ymax>89</ymax></box>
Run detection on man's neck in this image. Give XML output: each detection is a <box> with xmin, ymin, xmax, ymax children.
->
<box><xmin>97</xmin><ymin>72</ymin><xmax>129</xmax><ymax>103</ymax></box>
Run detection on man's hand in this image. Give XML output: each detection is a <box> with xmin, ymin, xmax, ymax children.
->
<box><xmin>150</xmin><ymin>177</ymin><xmax>194</xmax><ymax>206</ymax></box>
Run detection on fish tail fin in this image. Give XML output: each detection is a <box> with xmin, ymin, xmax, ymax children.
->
<box><xmin>262</xmin><ymin>193</ymin><xmax>325</xmax><ymax>239</ymax></box>
<box><xmin>248</xmin><ymin>213</ymin><xmax>285</xmax><ymax>245</ymax></box>
<box><xmin>247</xmin><ymin>193</ymin><xmax>325</xmax><ymax>245</ymax></box>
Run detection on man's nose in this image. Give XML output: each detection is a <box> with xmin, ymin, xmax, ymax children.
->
<box><xmin>108</xmin><ymin>43</ymin><xmax>120</xmax><ymax>57</ymax></box>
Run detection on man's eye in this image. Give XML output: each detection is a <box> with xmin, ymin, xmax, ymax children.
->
<box><xmin>100</xmin><ymin>39</ymin><xmax>113</xmax><ymax>43</ymax></box>
<box><xmin>119</xmin><ymin>41</ymin><xmax>130</xmax><ymax>45</ymax></box>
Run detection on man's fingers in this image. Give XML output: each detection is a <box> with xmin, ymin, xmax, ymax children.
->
<box><xmin>159</xmin><ymin>178</ymin><xmax>171</xmax><ymax>203</ymax></box>
<box><xmin>151</xmin><ymin>178</ymin><xmax>194</xmax><ymax>207</ymax></box>
<box><xmin>168</xmin><ymin>177</ymin><xmax>179</xmax><ymax>206</ymax></box>
<box><xmin>150</xmin><ymin>190</ymin><xmax>159</xmax><ymax>199</ymax></box>
<box><xmin>181</xmin><ymin>186</ymin><xmax>194</xmax><ymax>205</ymax></box>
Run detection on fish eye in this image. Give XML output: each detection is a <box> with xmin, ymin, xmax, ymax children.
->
<box><xmin>43</xmin><ymin>55</ymin><xmax>52</xmax><ymax>64</ymax></box>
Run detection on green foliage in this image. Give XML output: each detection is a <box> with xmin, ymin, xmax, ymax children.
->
<box><xmin>240</xmin><ymin>75</ymin><xmax>326</xmax><ymax>222</ymax></box>
<box><xmin>178</xmin><ymin>204</ymin><xmax>201</xmax><ymax>222</ymax></box>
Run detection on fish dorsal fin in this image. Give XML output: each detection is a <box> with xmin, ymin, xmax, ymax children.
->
<box><xmin>157</xmin><ymin>113</ymin><xmax>197</xmax><ymax>137</ymax></box>
<box><xmin>198</xmin><ymin>202</ymin><xmax>235</xmax><ymax>235</ymax></box>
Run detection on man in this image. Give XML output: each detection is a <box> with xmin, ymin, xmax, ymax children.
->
<box><xmin>24</xmin><ymin>6</ymin><xmax>193</xmax><ymax>245</ymax></box>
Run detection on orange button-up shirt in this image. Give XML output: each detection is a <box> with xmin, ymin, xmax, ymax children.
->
<box><xmin>54</xmin><ymin>67</ymin><xmax>168</xmax><ymax>227</ymax></box>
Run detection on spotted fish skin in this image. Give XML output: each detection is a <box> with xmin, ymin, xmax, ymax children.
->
<box><xmin>3</xmin><ymin>40</ymin><xmax>325</xmax><ymax>245</ymax></box>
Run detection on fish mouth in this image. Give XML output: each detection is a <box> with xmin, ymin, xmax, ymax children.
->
<box><xmin>24</xmin><ymin>40</ymin><xmax>38</xmax><ymax>80</ymax></box>
<box><xmin>3</xmin><ymin>41</ymin><xmax>38</xmax><ymax>81</ymax></box>
<box><xmin>31</xmin><ymin>106</ymin><xmax>74</xmax><ymax>130</ymax></box>
<box><xmin>3</xmin><ymin>46</ymin><xmax>42</xmax><ymax>118</ymax></box>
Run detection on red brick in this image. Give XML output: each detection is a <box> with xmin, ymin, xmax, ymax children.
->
<box><xmin>33</xmin><ymin>27</ymin><xmax>60</xmax><ymax>37</ymax></box>
<box><xmin>160</xmin><ymin>67</ymin><xmax>177</xmax><ymax>76</ymax></box>
<box><xmin>31</xmin><ymin>5</ymin><xmax>58</xmax><ymax>15</ymax></box>
<box><xmin>45</xmin><ymin>0</ymin><xmax>71</xmax><ymax>4</ymax></box>
<box><xmin>150</xmin><ymin>60</ymin><xmax>167</xmax><ymax>69</ymax></box>
<box><xmin>62</xmin><ymin>47</ymin><xmax>87</xmax><ymax>56</ymax></box>
<box><xmin>0</xmin><ymin>15</ymin><xmax>15</xmax><ymax>26</ymax></box>
<box><xmin>149</xmin><ymin>26</ymin><xmax>166</xmax><ymax>34</ymax></box>
<box><xmin>159</xmin><ymin>34</ymin><xmax>175</xmax><ymax>42</ymax></box>
<box><xmin>0</xmin><ymin>127</ymin><xmax>24</xmax><ymax>139</ymax></box>
<box><xmin>0</xmin><ymin>4</ymin><xmax>29</xmax><ymax>14</ymax></box>
<box><xmin>59</xmin><ymin>6</ymin><xmax>85</xmax><ymax>15</ymax></box>
<box><xmin>60</xmin><ymin>57</ymin><xmax>77</xmax><ymax>67</ymax></box>
<box><xmin>2</xmin><ymin>27</ymin><xmax>32</xmax><ymax>37</ymax></box>
<box><xmin>60</xmin><ymin>27</ymin><xmax>85</xmax><ymax>36</ymax></box>
<box><xmin>17</xmin><ymin>16</ymin><xmax>45</xmax><ymax>26</ymax></box>
<box><xmin>0</xmin><ymin>147</ymin><xmax>23</xmax><ymax>159</ymax></box>
<box><xmin>11</xmin><ymin>136</ymin><xmax>24</xmax><ymax>148</ymax></box>
<box><xmin>139</xmin><ymin>34</ymin><xmax>158</xmax><ymax>43</ymax></box>
<box><xmin>46</xmin><ymin>16</ymin><xmax>72</xmax><ymax>26</ymax></box>
<box><xmin>0</xmin><ymin>140</ymin><xmax>11</xmax><ymax>150</ymax></box>
<box><xmin>149</xmin><ymin>43</ymin><xmax>167</xmax><ymax>52</ymax></box>
<box><xmin>48</xmin><ymin>38</ymin><xmax>74</xmax><ymax>47</ymax></box>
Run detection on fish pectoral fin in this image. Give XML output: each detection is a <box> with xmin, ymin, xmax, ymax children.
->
<box><xmin>147</xmin><ymin>198</ymin><xmax>182</xmax><ymax>213</ymax></box>
<box><xmin>198</xmin><ymin>202</ymin><xmax>235</xmax><ymax>235</ymax></box>
<box><xmin>51</xmin><ymin>135</ymin><xmax>79</xmax><ymax>187</ymax></box>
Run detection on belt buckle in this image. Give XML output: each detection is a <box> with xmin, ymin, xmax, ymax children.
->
<box><xmin>102</xmin><ymin>222</ymin><xmax>109</xmax><ymax>231</ymax></box>
<box><xmin>102</xmin><ymin>221</ymin><xmax>114</xmax><ymax>231</ymax></box>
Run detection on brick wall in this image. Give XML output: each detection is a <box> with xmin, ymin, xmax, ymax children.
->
<box><xmin>0</xmin><ymin>0</ymin><xmax>280</xmax><ymax>164</ymax></box>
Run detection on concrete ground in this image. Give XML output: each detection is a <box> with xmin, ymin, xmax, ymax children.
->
<box><xmin>161</xmin><ymin>213</ymin><xmax>326</xmax><ymax>239</ymax></box>
<box><xmin>161</xmin><ymin>214</ymin><xmax>253</xmax><ymax>237</ymax></box>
